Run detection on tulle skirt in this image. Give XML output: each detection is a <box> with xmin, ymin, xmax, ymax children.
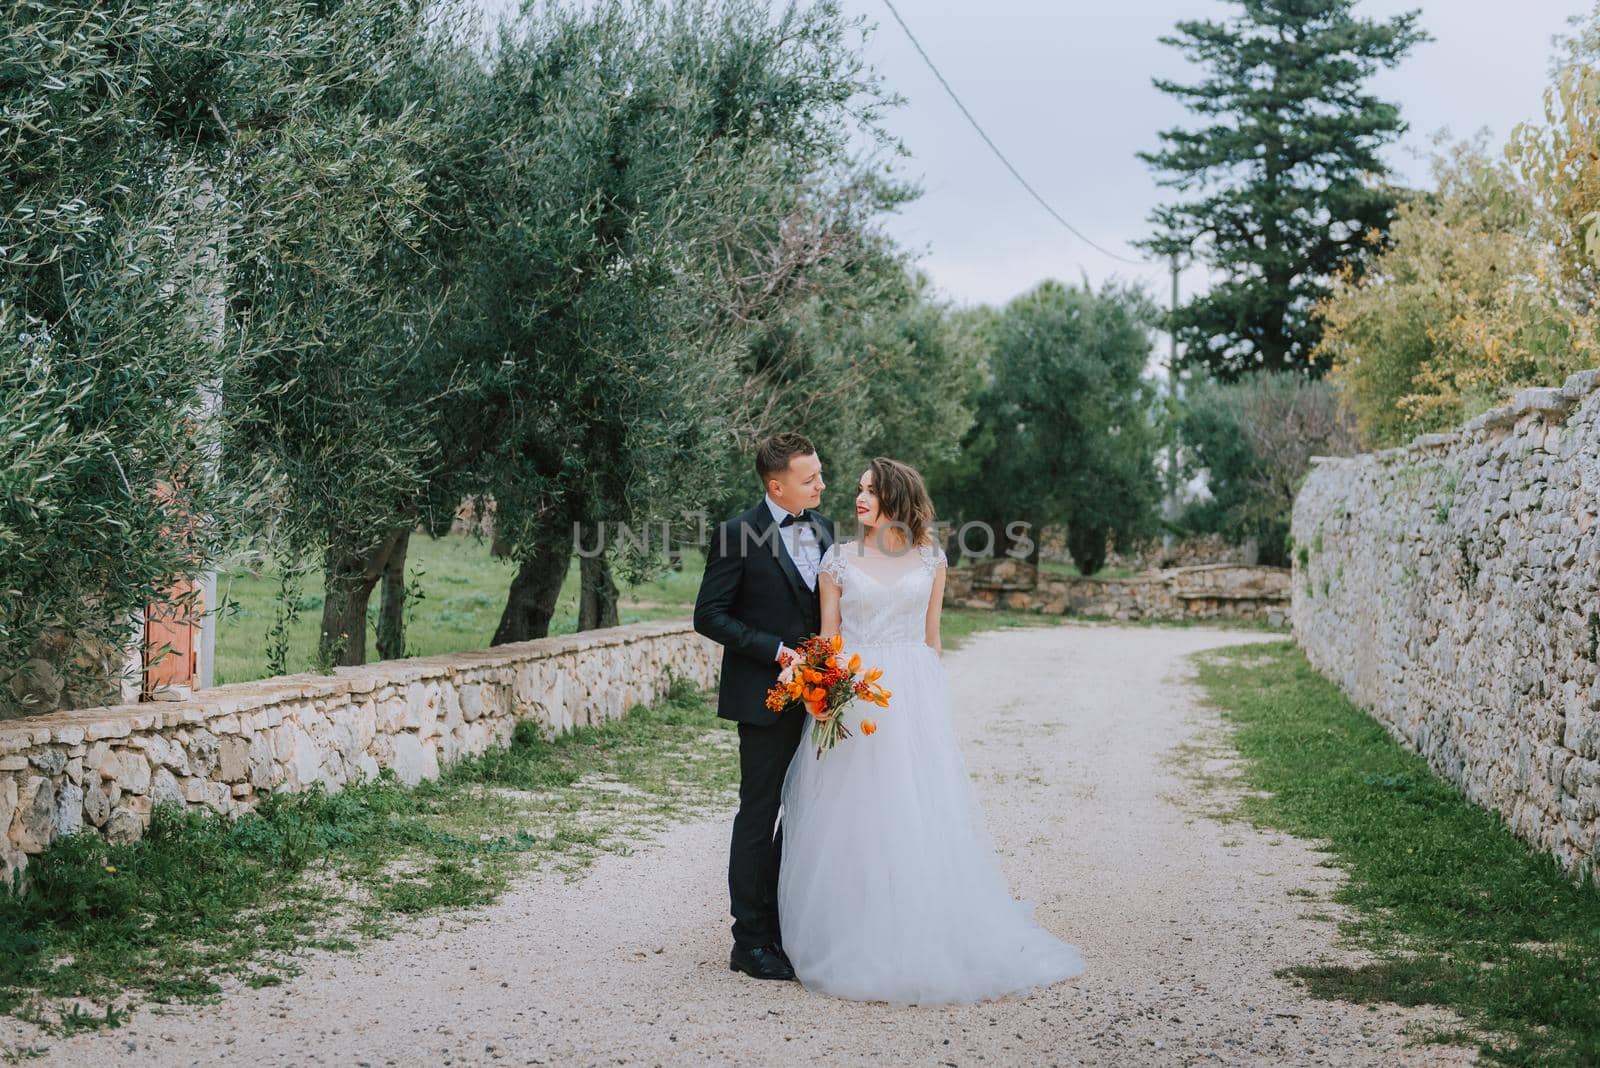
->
<box><xmin>777</xmin><ymin>640</ymin><xmax>1086</xmax><ymax>1005</ymax></box>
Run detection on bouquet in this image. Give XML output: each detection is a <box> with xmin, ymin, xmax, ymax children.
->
<box><xmin>765</xmin><ymin>634</ymin><xmax>891</xmax><ymax>758</ymax></box>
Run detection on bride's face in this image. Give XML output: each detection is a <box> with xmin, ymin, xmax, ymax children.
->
<box><xmin>854</xmin><ymin>469</ymin><xmax>881</xmax><ymax>529</ymax></box>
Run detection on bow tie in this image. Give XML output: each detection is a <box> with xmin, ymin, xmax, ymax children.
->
<box><xmin>778</xmin><ymin>510</ymin><xmax>812</xmax><ymax>527</ymax></box>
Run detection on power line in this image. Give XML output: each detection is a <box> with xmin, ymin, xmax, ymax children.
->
<box><xmin>879</xmin><ymin>0</ymin><xmax>1151</xmax><ymax>268</ymax></box>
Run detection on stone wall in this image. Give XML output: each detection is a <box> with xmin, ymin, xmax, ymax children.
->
<box><xmin>1036</xmin><ymin>528</ymin><xmax>1260</xmax><ymax>571</ymax></box>
<box><xmin>944</xmin><ymin>559</ymin><xmax>1289</xmax><ymax>625</ymax></box>
<box><xmin>1291</xmin><ymin>369</ymin><xmax>1600</xmax><ymax>879</ymax></box>
<box><xmin>1</xmin><ymin>620</ymin><xmax>720</xmax><ymax>886</ymax></box>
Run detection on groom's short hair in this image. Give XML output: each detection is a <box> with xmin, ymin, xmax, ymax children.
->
<box><xmin>755</xmin><ymin>432</ymin><xmax>817</xmax><ymax>482</ymax></box>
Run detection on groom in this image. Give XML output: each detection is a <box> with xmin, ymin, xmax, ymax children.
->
<box><xmin>693</xmin><ymin>432</ymin><xmax>833</xmax><ymax>981</ymax></box>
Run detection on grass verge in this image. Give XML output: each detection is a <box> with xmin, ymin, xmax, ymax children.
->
<box><xmin>1193</xmin><ymin>641</ymin><xmax>1600</xmax><ymax>1066</ymax></box>
<box><xmin>0</xmin><ymin>675</ymin><xmax>734</xmax><ymax>1042</ymax></box>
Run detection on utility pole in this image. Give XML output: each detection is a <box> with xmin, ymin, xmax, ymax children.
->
<box><xmin>1161</xmin><ymin>252</ymin><xmax>1181</xmax><ymax>565</ymax></box>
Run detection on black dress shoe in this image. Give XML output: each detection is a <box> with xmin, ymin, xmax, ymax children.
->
<box><xmin>730</xmin><ymin>943</ymin><xmax>796</xmax><ymax>981</ymax></box>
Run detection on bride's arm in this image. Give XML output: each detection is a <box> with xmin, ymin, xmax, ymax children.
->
<box><xmin>820</xmin><ymin>571</ymin><xmax>843</xmax><ymax>639</ymax></box>
<box><xmin>924</xmin><ymin>562</ymin><xmax>945</xmax><ymax>655</ymax></box>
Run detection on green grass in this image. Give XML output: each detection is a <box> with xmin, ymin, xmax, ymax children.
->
<box><xmin>940</xmin><ymin>608</ymin><xmax>1075</xmax><ymax>649</ymax></box>
<box><xmin>0</xmin><ymin>676</ymin><xmax>735</xmax><ymax>1039</ymax></box>
<box><xmin>1193</xmin><ymin>641</ymin><xmax>1600</xmax><ymax>1065</ymax></box>
<box><xmin>213</xmin><ymin>536</ymin><xmax>705</xmax><ymax>684</ymax></box>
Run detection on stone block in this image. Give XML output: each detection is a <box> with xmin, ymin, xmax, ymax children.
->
<box><xmin>150</xmin><ymin>768</ymin><xmax>183</xmax><ymax>805</ymax></box>
<box><xmin>83</xmin><ymin>719</ymin><xmax>132</xmax><ymax>742</ymax></box>
<box><xmin>217</xmin><ymin>735</ymin><xmax>251</xmax><ymax>782</ymax></box>
<box><xmin>10</xmin><ymin>775</ymin><xmax>57</xmax><ymax>853</ymax></box>
<box><xmin>54</xmin><ymin>781</ymin><xmax>83</xmax><ymax>838</ymax></box>
<box><xmin>116</xmin><ymin>748</ymin><xmax>151</xmax><ymax>795</ymax></box>
<box><xmin>83</xmin><ymin>781</ymin><xmax>111</xmax><ymax>827</ymax></box>
<box><xmin>0</xmin><ymin>775</ymin><xmax>15</xmax><ymax>840</ymax></box>
<box><xmin>248</xmin><ymin>734</ymin><xmax>275</xmax><ymax>789</ymax></box>
<box><xmin>105</xmin><ymin>805</ymin><xmax>143</xmax><ymax>844</ymax></box>
<box><xmin>183</xmin><ymin>729</ymin><xmax>217</xmax><ymax>776</ymax></box>
<box><xmin>383</xmin><ymin>733</ymin><xmax>426</xmax><ymax>786</ymax></box>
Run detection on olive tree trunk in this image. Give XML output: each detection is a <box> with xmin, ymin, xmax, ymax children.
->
<box><xmin>492</xmin><ymin>541</ymin><xmax>570</xmax><ymax>645</ymax></box>
<box><xmin>375</xmin><ymin>527</ymin><xmax>413</xmax><ymax>661</ymax></box>
<box><xmin>576</xmin><ymin>550</ymin><xmax>619</xmax><ymax>631</ymax></box>
<box><xmin>319</xmin><ymin>527</ymin><xmax>409</xmax><ymax>667</ymax></box>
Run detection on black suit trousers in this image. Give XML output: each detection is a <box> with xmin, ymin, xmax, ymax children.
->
<box><xmin>729</xmin><ymin>706</ymin><xmax>807</xmax><ymax>949</ymax></box>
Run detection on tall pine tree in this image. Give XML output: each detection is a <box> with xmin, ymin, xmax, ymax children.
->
<box><xmin>1139</xmin><ymin>0</ymin><xmax>1427</xmax><ymax>379</ymax></box>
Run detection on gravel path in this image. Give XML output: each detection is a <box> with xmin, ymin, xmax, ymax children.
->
<box><xmin>5</xmin><ymin>624</ymin><xmax>1474</xmax><ymax>1066</ymax></box>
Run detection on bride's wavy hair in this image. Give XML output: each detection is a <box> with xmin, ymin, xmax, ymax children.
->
<box><xmin>866</xmin><ymin>457</ymin><xmax>937</xmax><ymax>549</ymax></box>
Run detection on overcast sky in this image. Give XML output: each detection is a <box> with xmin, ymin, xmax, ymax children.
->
<box><xmin>476</xmin><ymin>0</ymin><xmax>1593</xmax><ymax>311</ymax></box>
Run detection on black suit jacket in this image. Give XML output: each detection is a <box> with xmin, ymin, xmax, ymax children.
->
<box><xmin>693</xmin><ymin>501</ymin><xmax>836</xmax><ymax>725</ymax></box>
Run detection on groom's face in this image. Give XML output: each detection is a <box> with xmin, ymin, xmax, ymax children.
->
<box><xmin>767</xmin><ymin>451</ymin><xmax>825</xmax><ymax>513</ymax></box>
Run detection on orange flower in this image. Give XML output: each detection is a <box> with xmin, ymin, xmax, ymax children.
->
<box><xmin>859</xmin><ymin>718</ymin><xmax>877</xmax><ymax>735</ymax></box>
<box><xmin>807</xmin><ymin>701</ymin><xmax>829</xmax><ymax>721</ymax></box>
<box><xmin>863</xmin><ymin>667</ymin><xmax>883</xmax><ymax>683</ymax></box>
<box><xmin>846</xmin><ymin>653</ymin><xmax>862</xmax><ymax>673</ymax></box>
<box><xmin>829</xmin><ymin>634</ymin><xmax>843</xmax><ymax>653</ymax></box>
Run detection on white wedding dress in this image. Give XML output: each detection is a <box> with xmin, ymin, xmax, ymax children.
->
<box><xmin>777</xmin><ymin>540</ymin><xmax>1086</xmax><ymax>1005</ymax></box>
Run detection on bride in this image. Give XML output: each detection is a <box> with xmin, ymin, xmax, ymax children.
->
<box><xmin>776</xmin><ymin>457</ymin><xmax>1086</xmax><ymax>1005</ymax></box>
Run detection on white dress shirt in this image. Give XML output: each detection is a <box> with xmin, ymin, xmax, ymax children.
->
<box><xmin>766</xmin><ymin>495</ymin><xmax>823</xmax><ymax>664</ymax></box>
<box><xmin>765</xmin><ymin>494</ymin><xmax>822</xmax><ymax>590</ymax></box>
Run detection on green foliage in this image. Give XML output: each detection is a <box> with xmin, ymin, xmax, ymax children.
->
<box><xmin>1507</xmin><ymin>8</ymin><xmax>1600</xmax><ymax>305</ymax></box>
<box><xmin>1196</xmin><ymin>642</ymin><xmax>1600</xmax><ymax>1065</ymax></box>
<box><xmin>1316</xmin><ymin>138</ymin><xmax>1598</xmax><ymax>447</ymax></box>
<box><xmin>220</xmin><ymin>0</ymin><xmax>467</xmax><ymax>663</ymax></box>
<box><xmin>0</xmin><ymin>0</ymin><xmax>966</xmax><ymax>691</ymax></box>
<box><xmin>0</xmin><ymin>0</ymin><xmax>278</xmax><ymax>714</ymax></box>
<box><xmin>935</xmin><ymin>280</ymin><xmax>1162</xmax><ymax>574</ymax></box>
<box><xmin>430</xmin><ymin>1</ymin><xmax>909</xmax><ymax>568</ymax></box>
<box><xmin>1175</xmin><ymin>371</ymin><xmax>1357</xmax><ymax>566</ymax></box>
<box><xmin>1139</xmin><ymin>0</ymin><xmax>1428</xmax><ymax>378</ymax></box>
<box><xmin>800</xmin><ymin>270</ymin><xmax>987</xmax><ymax>523</ymax></box>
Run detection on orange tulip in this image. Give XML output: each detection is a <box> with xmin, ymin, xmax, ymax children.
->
<box><xmin>863</xmin><ymin>668</ymin><xmax>883</xmax><ymax>683</ymax></box>
<box><xmin>859</xmin><ymin>718</ymin><xmax>877</xmax><ymax>736</ymax></box>
<box><xmin>846</xmin><ymin>653</ymin><xmax>862</xmax><ymax>673</ymax></box>
<box><xmin>829</xmin><ymin>634</ymin><xmax>843</xmax><ymax>652</ymax></box>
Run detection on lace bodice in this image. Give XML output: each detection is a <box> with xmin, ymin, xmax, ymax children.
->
<box><xmin>820</xmin><ymin>540</ymin><xmax>947</xmax><ymax>647</ymax></box>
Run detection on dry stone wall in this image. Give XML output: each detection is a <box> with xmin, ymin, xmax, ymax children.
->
<box><xmin>1291</xmin><ymin>369</ymin><xmax>1600</xmax><ymax>879</ymax></box>
<box><xmin>944</xmin><ymin>559</ymin><xmax>1289</xmax><ymax>624</ymax></box>
<box><xmin>1</xmin><ymin>620</ymin><xmax>719</xmax><ymax>886</ymax></box>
